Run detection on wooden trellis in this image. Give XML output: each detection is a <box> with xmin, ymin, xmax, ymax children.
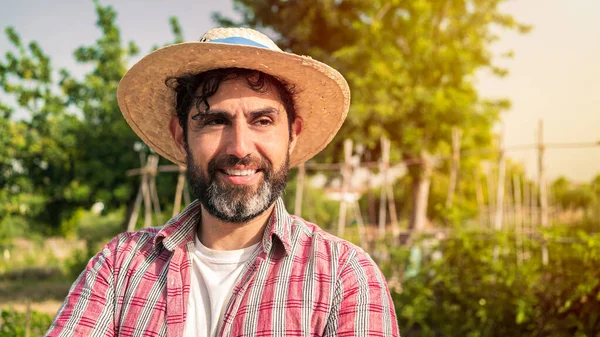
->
<box><xmin>126</xmin><ymin>154</ymin><xmax>189</xmax><ymax>231</ymax></box>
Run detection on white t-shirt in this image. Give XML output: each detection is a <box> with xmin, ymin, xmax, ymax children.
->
<box><xmin>183</xmin><ymin>236</ymin><xmax>259</xmax><ymax>337</ymax></box>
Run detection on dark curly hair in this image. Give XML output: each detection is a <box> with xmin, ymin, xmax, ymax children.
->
<box><xmin>165</xmin><ymin>68</ymin><xmax>297</xmax><ymax>142</ymax></box>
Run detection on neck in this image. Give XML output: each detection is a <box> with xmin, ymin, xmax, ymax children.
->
<box><xmin>197</xmin><ymin>203</ymin><xmax>275</xmax><ymax>250</ymax></box>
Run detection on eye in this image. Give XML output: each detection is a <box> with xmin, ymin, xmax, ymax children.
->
<box><xmin>254</xmin><ymin>118</ymin><xmax>273</xmax><ymax>126</ymax></box>
<box><xmin>206</xmin><ymin>118</ymin><xmax>226</xmax><ymax>126</ymax></box>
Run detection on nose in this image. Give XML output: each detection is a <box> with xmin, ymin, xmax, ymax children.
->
<box><xmin>224</xmin><ymin>121</ymin><xmax>253</xmax><ymax>159</ymax></box>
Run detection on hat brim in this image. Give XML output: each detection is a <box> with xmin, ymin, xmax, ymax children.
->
<box><xmin>117</xmin><ymin>41</ymin><xmax>350</xmax><ymax>167</ymax></box>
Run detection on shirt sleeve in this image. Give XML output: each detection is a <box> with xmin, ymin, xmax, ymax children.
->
<box><xmin>324</xmin><ymin>250</ymin><xmax>401</xmax><ymax>337</ymax></box>
<box><xmin>45</xmin><ymin>240</ymin><xmax>117</xmax><ymax>337</ymax></box>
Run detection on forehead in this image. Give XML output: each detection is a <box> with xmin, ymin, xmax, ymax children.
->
<box><xmin>204</xmin><ymin>77</ymin><xmax>284</xmax><ymax>111</ymax></box>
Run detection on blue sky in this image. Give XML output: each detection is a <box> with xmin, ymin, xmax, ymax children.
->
<box><xmin>1</xmin><ymin>0</ymin><xmax>599</xmax><ymax>182</ymax></box>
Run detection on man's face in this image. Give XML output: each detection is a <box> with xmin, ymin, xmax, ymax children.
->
<box><xmin>173</xmin><ymin>77</ymin><xmax>300</xmax><ymax>223</ymax></box>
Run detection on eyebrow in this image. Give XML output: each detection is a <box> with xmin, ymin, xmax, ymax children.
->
<box><xmin>191</xmin><ymin>107</ymin><xmax>280</xmax><ymax>120</ymax></box>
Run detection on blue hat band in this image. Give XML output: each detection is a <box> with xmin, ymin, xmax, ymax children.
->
<box><xmin>209</xmin><ymin>37</ymin><xmax>270</xmax><ymax>49</ymax></box>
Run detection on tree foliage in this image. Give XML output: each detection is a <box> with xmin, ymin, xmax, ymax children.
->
<box><xmin>0</xmin><ymin>0</ymin><xmax>182</xmax><ymax>233</ymax></box>
<box><xmin>214</xmin><ymin>0</ymin><xmax>531</xmax><ymax>228</ymax></box>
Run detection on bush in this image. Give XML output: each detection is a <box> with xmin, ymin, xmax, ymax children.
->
<box><xmin>382</xmin><ymin>227</ymin><xmax>600</xmax><ymax>337</ymax></box>
<box><xmin>0</xmin><ymin>216</ymin><xmax>29</xmax><ymax>244</ymax></box>
<box><xmin>63</xmin><ymin>208</ymin><xmax>124</xmax><ymax>280</ymax></box>
<box><xmin>76</xmin><ymin>207</ymin><xmax>123</xmax><ymax>250</ymax></box>
<box><xmin>0</xmin><ymin>308</ymin><xmax>52</xmax><ymax>337</ymax></box>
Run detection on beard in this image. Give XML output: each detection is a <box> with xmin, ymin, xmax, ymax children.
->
<box><xmin>185</xmin><ymin>149</ymin><xmax>289</xmax><ymax>223</ymax></box>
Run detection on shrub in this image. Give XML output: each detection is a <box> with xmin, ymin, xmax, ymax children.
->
<box><xmin>382</xmin><ymin>227</ymin><xmax>600</xmax><ymax>337</ymax></box>
<box><xmin>0</xmin><ymin>308</ymin><xmax>52</xmax><ymax>337</ymax></box>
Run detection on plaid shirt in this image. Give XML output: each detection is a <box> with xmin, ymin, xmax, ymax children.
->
<box><xmin>46</xmin><ymin>198</ymin><xmax>400</xmax><ymax>337</ymax></box>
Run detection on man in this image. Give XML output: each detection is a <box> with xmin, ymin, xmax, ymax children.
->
<box><xmin>46</xmin><ymin>27</ymin><xmax>400</xmax><ymax>337</ymax></box>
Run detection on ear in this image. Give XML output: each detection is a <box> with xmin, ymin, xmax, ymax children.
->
<box><xmin>169</xmin><ymin>115</ymin><xmax>186</xmax><ymax>154</ymax></box>
<box><xmin>288</xmin><ymin>117</ymin><xmax>303</xmax><ymax>155</ymax></box>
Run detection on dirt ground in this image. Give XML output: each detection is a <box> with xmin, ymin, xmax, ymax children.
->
<box><xmin>1</xmin><ymin>299</ymin><xmax>63</xmax><ymax>316</ymax></box>
<box><xmin>0</xmin><ymin>278</ymin><xmax>71</xmax><ymax>316</ymax></box>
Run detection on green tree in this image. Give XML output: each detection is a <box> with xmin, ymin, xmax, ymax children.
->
<box><xmin>0</xmin><ymin>0</ymin><xmax>185</xmax><ymax>233</ymax></box>
<box><xmin>553</xmin><ymin>177</ymin><xmax>596</xmax><ymax>214</ymax></box>
<box><xmin>0</xmin><ymin>26</ymin><xmax>82</xmax><ymax>230</ymax></box>
<box><xmin>59</xmin><ymin>0</ymin><xmax>143</xmax><ymax>212</ymax></box>
<box><xmin>215</xmin><ymin>0</ymin><xmax>530</xmax><ymax>230</ymax></box>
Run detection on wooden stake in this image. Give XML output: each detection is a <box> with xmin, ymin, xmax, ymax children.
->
<box><xmin>506</xmin><ymin>176</ymin><xmax>513</xmax><ymax>230</ymax></box>
<box><xmin>378</xmin><ymin>137</ymin><xmax>390</xmax><ymax>237</ymax></box>
<box><xmin>522</xmin><ymin>180</ymin><xmax>531</xmax><ymax>263</ymax></box>
<box><xmin>538</xmin><ymin>119</ymin><xmax>549</xmax><ymax>227</ymax></box>
<box><xmin>368</xmin><ymin>176</ymin><xmax>376</xmax><ymax>227</ymax></box>
<box><xmin>141</xmin><ymin>169</ymin><xmax>152</xmax><ymax>228</ymax></box>
<box><xmin>531</xmin><ymin>183</ymin><xmax>537</xmax><ymax>232</ymax></box>
<box><xmin>387</xmin><ymin>184</ymin><xmax>399</xmax><ymax>239</ymax></box>
<box><xmin>127</xmin><ymin>184</ymin><xmax>143</xmax><ymax>232</ymax></box>
<box><xmin>524</xmin><ymin>181</ymin><xmax>530</xmax><ymax>227</ymax></box>
<box><xmin>411</xmin><ymin>151</ymin><xmax>432</xmax><ymax>232</ymax></box>
<box><xmin>535</xmin><ymin>120</ymin><xmax>549</xmax><ymax>265</ymax></box>
<box><xmin>148</xmin><ymin>155</ymin><xmax>162</xmax><ymax>224</ymax></box>
<box><xmin>513</xmin><ymin>175</ymin><xmax>524</xmax><ymax>265</ymax></box>
<box><xmin>495</xmin><ymin>132</ymin><xmax>506</xmax><ymax>231</ymax></box>
<box><xmin>173</xmin><ymin>166</ymin><xmax>186</xmax><ymax>217</ymax></box>
<box><xmin>513</xmin><ymin>175</ymin><xmax>523</xmax><ymax>227</ymax></box>
<box><xmin>338</xmin><ymin>139</ymin><xmax>353</xmax><ymax>237</ymax></box>
<box><xmin>183</xmin><ymin>180</ymin><xmax>191</xmax><ymax>205</ymax></box>
<box><xmin>140</xmin><ymin>155</ymin><xmax>159</xmax><ymax>227</ymax></box>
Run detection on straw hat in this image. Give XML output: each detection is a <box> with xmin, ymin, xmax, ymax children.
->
<box><xmin>117</xmin><ymin>27</ymin><xmax>350</xmax><ymax>167</ymax></box>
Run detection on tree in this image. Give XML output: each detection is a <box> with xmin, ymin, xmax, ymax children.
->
<box><xmin>0</xmin><ymin>26</ymin><xmax>82</xmax><ymax>229</ymax></box>
<box><xmin>214</xmin><ymin>0</ymin><xmax>530</xmax><ymax>230</ymax></box>
<box><xmin>0</xmin><ymin>0</ymin><xmax>185</xmax><ymax>233</ymax></box>
<box><xmin>59</xmin><ymin>0</ymin><xmax>143</xmax><ymax>212</ymax></box>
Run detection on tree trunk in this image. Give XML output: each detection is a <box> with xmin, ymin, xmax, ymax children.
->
<box><xmin>409</xmin><ymin>152</ymin><xmax>433</xmax><ymax>231</ymax></box>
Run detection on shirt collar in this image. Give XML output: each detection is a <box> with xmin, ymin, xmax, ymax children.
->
<box><xmin>261</xmin><ymin>198</ymin><xmax>292</xmax><ymax>255</ymax></box>
<box><xmin>154</xmin><ymin>199</ymin><xmax>201</xmax><ymax>251</ymax></box>
<box><xmin>154</xmin><ymin>198</ymin><xmax>293</xmax><ymax>256</ymax></box>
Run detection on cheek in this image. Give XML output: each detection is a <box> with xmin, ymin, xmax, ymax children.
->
<box><xmin>258</xmin><ymin>132</ymin><xmax>291</xmax><ymax>162</ymax></box>
<box><xmin>186</xmin><ymin>134</ymin><xmax>220</xmax><ymax>163</ymax></box>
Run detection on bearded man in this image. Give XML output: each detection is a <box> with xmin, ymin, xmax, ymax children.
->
<box><xmin>46</xmin><ymin>27</ymin><xmax>400</xmax><ymax>337</ymax></box>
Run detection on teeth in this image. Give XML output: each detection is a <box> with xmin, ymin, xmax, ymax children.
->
<box><xmin>224</xmin><ymin>169</ymin><xmax>256</xmax><ymax>176</ymax></box>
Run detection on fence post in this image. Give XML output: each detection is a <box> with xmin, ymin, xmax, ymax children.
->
<box><xmin>378</xmin><ymin>137</ymin><xmax>390</xmax><ymax>238</ymax></box>
<box><xmin>538</xmin><ymin>119</ymin><xmax>549</xmax><ymax>228</ymax></box>
<box><xmin>338</xmin><ymin>139</ymin><xmax>353</xmax><ymax>237</ymax></box>
<box><xmin>495</xmin><ymin>132</ymin><xmax>506</xmax><ymax>231</ymax></box>
<box><xmin>537</xmin><ymin>120</ymin><xmax>549</xmax><ymax>265</ymax></box>
<box><xmin>173</xmin><ymin>166</ymin><xmax>186</xmax><ymax>217</ymax></box>
<box><xmin>513</xmin><ymin>174</ymin><xmax>524</xmax><ymax>265</ymax></box>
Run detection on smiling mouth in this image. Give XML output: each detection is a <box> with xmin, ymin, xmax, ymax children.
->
<box><xmin>221</xmin><ymin>169</ymin><xmax>260</xmax><ymax>176</ymax></box>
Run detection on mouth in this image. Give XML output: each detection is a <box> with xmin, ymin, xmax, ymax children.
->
<box><xmin>221</xmin><ymin>168</ymin><xmax>259</xmax><ymax>176</ymax></box>
<box><xmin>217</xmin><ymin>167</ymin><xmax>263</xmax><ymax>185</ymax></box>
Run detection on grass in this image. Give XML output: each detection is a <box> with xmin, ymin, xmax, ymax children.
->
<box><xmin>0</xmin><ymin>277</ymin><xmax>71</xmax><ymax>316</ymax></box>
<box><xmin>0</xmin><ymin>237</ymin><xmax>83</xmax><ymax>317</ymax></box>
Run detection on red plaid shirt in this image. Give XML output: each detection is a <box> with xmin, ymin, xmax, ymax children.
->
<box><xmin>46</xmin><ymin>198</ymin><xmax>400</xmax><ymax>337</ymax></box>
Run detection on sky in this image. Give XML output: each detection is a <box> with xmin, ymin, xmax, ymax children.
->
<box><xmin>1</xmin><ymin>0</ymin><xmax>598</xmax><ymax>182</ymax></box>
